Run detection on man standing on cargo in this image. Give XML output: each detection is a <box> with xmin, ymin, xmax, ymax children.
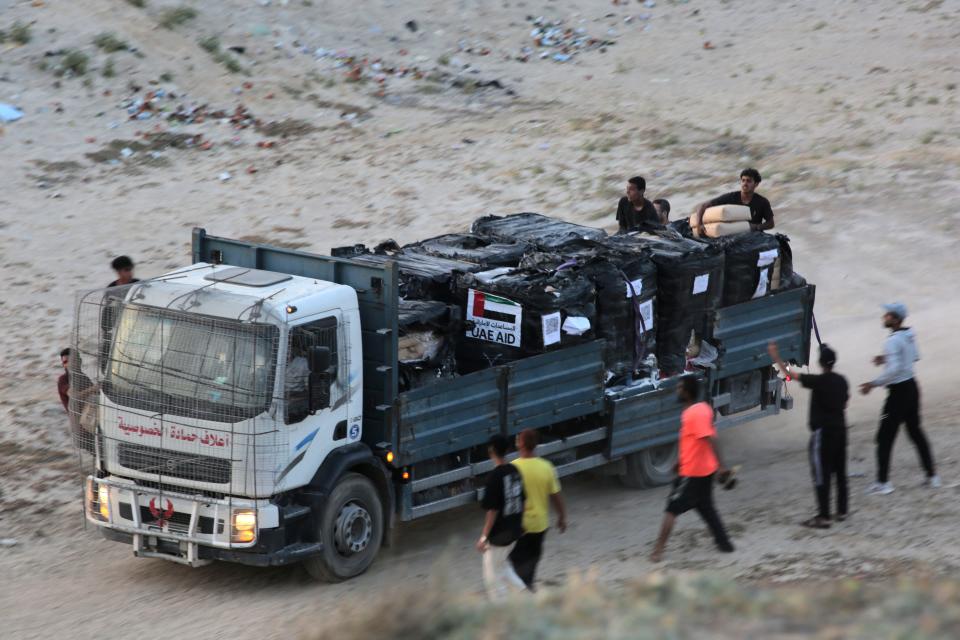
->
<box><xmin>768</xmin><ymin>341</ymin><xmax>849</xmax><ymax>528</ymax></box>
<box><xmin>692</xmin><ymin>168</ymin><xmax>775</xmax><ymax>235</ymax></box>
<box><xmin>650</xmin><ymin>376</ymin><xmax>734</xmax><ymax>562</ymax></box>
<box><xmin>860</xmin><ymin>303</ymin><xmax>939</xmax><ymax>494</ymax></box>
<box><xmin>476</xmin><ymin>434</ymin><xmax>526</xmax><ymax>600</ymax></box>
<box><xmin>509</xmin><ymin>429</ymin><xmax>567</xmax><ymax>590</ymax></box>
<box><xmin>616</xmin><ymin>176</ymin><xmax>660</xmax><ymax>233</ymax></box>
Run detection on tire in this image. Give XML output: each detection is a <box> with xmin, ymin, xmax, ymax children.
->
<box><xmin>618</xmin><ymin>443</ymin><xmax>678</xmax><ymax>489</ymax></box>
<box><xmin>303</xmin><ymin>472</ymin><xmax>383</xmax><ymax>582</ymax></box>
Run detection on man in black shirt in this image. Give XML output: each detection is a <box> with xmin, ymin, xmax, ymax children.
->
<box><xmin>694</xmin><ymin>168</ymin><xmax>775</xmax><ymax>235</ymax></box>
<box><xmin>107</xmin><ymin>255</ymin><xmax>140</xmax><ymax>288</ymax></box>
<box><xmin>769</xmin><ymin>341</ymin><xmax>849</xmax><ymax>528</ymax></box>
<box><xmin>616</xmin><ymin>176</ymin><xmax>660</xmax><ymax>233</ymax></box>
<box><xmin>476</xmin><ymin>434</ymin><xmax>525</xmax><ymax>600</ymax></box>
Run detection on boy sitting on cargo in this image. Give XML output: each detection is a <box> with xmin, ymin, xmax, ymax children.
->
<box><xmin>692</xmin><ymin>168</ymin><xmax>775</xmax><ymax>236</ymax></box>
<box><xmin>616</xmin><ymin>176</ymin><xmax>660</xmax><ymax>233</ymax></box>
<box><xmin>653</xmin><ymin>198</ymin><xmax>671</xmax><ymax>225</ymax></box>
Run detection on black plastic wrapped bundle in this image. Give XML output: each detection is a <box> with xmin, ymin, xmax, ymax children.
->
<box><xmin>397</xmin><ymin>300</ymin><xmax>461</xmax><ymax>391</ymax></box>
<box><xmin>331</xmin><ymin>243</ymin><xmax>481</xmax><ymax>301</ymax></box>
<box><xmin>403</xmin><ymin>233</ymin><xmax>530</xmax><ymax>268</ymax></box>
<box><xmin>522</xmin><ymin>240</ymin><xmax>658</xmax><ymax>377</ymax></box>
<box><xmin>774</xmin><ymin>233</ymin><xmax>807</xmax><ymax>290</ymax></box>
<box><xmin>711</xmin><ymin>232</ymin><xmax>782</xmax><ymax>306</ymax></box>
<box><xmin>627</xmin><ymin>237</ymin><xmax>725</xmax><ymax>377</ymax></box>
<box><xmin>471</xmin><ymin>212</ymin><xmax>606</xmax><ymax>250</ymax></box>
<box><xmin>454</xmin><ymin>267</ymin><xmax>596</xmax><ymax>373</ymax></box>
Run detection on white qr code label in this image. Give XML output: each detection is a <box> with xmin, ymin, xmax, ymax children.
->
<box><xmin>542</xmin><ymin>312</ymin><xmax>561</xmax><ymax>346</ymax></box>
<box><xmin>692</xmin><ymin>274</ymin><xmax>710</xmax><ymax>295</ymax></box>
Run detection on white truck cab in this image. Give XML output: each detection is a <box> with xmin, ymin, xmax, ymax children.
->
<box><xmin>82</xmin><ymin>263</ymin><xmax>380</xmax><ymax>574</ymax></box>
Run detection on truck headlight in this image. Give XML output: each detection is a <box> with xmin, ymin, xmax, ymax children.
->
<box><xmin>231</xmin><ymin>509</ymin><xmax>257</xmax><ymax>544</ymax></box>
<box><xmin>98</xmin><ymin>484</ymin><xmax>111</xmax><ymax>520</ymax></box>
<box><xmin>86</xmin><ymin>478</ymin><xmax>110</xmax><ymax>521</ymax></box>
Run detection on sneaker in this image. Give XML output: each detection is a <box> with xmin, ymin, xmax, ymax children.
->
<box><xmin>865</xmin><ymin>482</ymin><xmax>894</xmax><ymax>496</ymax></box>
<box><xmin>924</xmin><ymin>475</ymin><xmax>942</xmax><ymax>489</ymax></box>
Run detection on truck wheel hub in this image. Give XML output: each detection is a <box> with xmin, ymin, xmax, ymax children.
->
<box><xmin>334</xmin><ymin>503</ymin><xmax>372</xmax><ymax>555</ymax></box>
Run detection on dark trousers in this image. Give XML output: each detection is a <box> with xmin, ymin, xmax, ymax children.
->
<box><xmin>508</xmin><ymin>531</ymin><xmax>546</xmax><ymax>590</ymax></box>
<box><xmin>876</xmin><ymin>379</ymin><xmax>935</xmax><ymax>483</ymax></box>
<box><xmin>809</xmin><ymin>429</ymin><xmax>848</xmax><ymax>519</ymax></box>
<box><xmin>666</xmin><ymin>475</ymin><xmax>732</xmax><ymax>548</ymax></box>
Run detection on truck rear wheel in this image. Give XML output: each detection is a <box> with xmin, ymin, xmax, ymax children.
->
<box><xmin>304</xmin><ymin>472</ymin><xmax>383</xmax><ymax>582</ymax></box>
<box><xmin>618</xmin><ymin>443</ymin><xmax>678</xmax><ymax>489</ymax></box>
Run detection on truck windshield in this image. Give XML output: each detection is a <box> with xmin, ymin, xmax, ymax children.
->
<box><xmin>105</xmin><ymin>304</ymin><xmax>278</xmax><ymax>423</ymax></box>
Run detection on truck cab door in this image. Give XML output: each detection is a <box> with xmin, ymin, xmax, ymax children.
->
<box><xmin>286</xmin><ymin>313</ymin><xmax>352</xmax><ymax>447</ymax></box>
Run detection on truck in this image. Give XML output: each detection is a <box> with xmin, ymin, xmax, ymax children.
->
<box><xmin>74</xmin><ymin>227</ymin><xmax>815</xmax><ymax>581</ymax></box>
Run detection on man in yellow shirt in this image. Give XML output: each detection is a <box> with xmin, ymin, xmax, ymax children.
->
<box><xmin>509</xmin><ymin>429</ymin><xmax>567</xmax><ymax>590</ymax></box>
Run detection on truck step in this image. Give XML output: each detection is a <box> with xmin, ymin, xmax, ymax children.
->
<box><xmin>282</xmin><ymin>504</ymin><xmax>312</xmax><ymax>521</ymax></box>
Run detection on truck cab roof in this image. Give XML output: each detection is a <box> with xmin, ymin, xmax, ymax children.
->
<box><xmin>131</xmin><ymin>262</ymin><xmax>357</xmax><ymax>323</ymax></box>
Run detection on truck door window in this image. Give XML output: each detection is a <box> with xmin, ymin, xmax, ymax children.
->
<box><xmin>286</xmin><ymin>316</ymin><xmax>338</xmax><ymax>425</ymax></box>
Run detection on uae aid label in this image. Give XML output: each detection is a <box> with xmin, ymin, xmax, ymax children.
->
<box><xmin>466</xmin><ymin>289</ymin><xmax>522</xmax><ymax>347</ymax></box>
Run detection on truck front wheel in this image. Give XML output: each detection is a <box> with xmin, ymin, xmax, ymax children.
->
<box><xmin>304</xmin><ymin>472</ymin><xmax>383</xmax><ymax>582</ymax></box>
<box><xmin>618</xmin><ymin>443</ymin><xmax>678</xmax><ymax>489</ymax></box>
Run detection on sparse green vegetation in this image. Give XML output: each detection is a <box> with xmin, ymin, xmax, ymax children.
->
<box><xmin>159</xmin><ymin>6</ymin><xmax>198</xmax><ymax>29</ymax></box>
<box><xmin>926</xmin><ymin>96</ymin><xmax>939</xmax><ymax>105</ymax></box>
<box><xmin>10</xmin><ymin>21</ymin><xmax>31</xmax><ymax>45</ymax></box>
<box><xmin>125</xmin><ymin>0</ymin><xmax>147</xmax><ymax>6</ymax></box>
<box><xmin>947</xmin><ymin>83</ymin><xmax>957</xmax><ymax>91</ymax></box>
<box><xmin>305</xmin><ymin>575</ymin><xmax>960</xmax><ymax>640</ymax></box>
<box><xmin>159</xmin><ymin>71</ymin><xmax>174</xmax><ymax>82</ymax></box>
<box><xmin>82</xmin><ymin>77</ymin><xmax>93</xmax><ymax>89</ymax></box>
<box><xmin>103</xmin><ymin>58</ymin><xmax>116</xmax><ymax>78</ymax></box>
<box><xmin>93</xmin><ymin>32</ymin><xmax>129</xmax><ymax>53</ymax></box>
<box><xmin>652</xmin><ymin>133</ymin><xmax>681</xmax><ymax>149</ymax></box>
<box><xmin>214</xmin><ymin>51</ymin><xmax>243</xmax><ymax>74</ymax></box>
<box><xmin>198</xmin><ymin>35</ymin><xmax>220</xmax><ymax>53</ymax></box>
<box><xmin>415</xmin><ymin>83</ymin><xmax>442</xmax><ymax>95</ymax></box>
<box><xmin>813</xmin><ymin>20</ymin><xmax>828</xmax><ymax>30</ymax></box>
<box><xmin>196</xmin><ymin>35</ymin><xmax>244</xmax><ymax>74</ymax></box>
<box><xmin>59</xmin><ymin>50</ymin><xmax>90</xmax><ymax>76</ymax></box>
<box><xmin>921</xmin><ymin>130</ymin><xmax>937</xmax><ymax>144</ymax></box>
<box><xmin>437</xmin><ymin>54</ymin><xmax>450</xmax><ymax>66</ymax></box>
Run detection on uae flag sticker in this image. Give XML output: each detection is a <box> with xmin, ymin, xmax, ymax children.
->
<box><xmin>466</xmin><ymin>289</ymin><xmax>522</xmax><ymax>347</ymax></box>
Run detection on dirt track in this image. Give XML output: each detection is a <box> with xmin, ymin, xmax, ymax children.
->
<box><xmin>1</xmin><ymin>0</ymin><xmax>959</xmax><ymax>638</ymax></box>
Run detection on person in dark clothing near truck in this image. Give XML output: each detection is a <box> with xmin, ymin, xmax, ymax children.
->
<box><xmin>476</xmin><ymin>434</ymin><xmax>526</xmax><ymax>600</ymax></box>
<box><xmin>653</xmin><ymin>198</ymin><xmax>671</xmax><ymax>225</ymax></box>
<box><xmin>692</xmin><ymin>168</ymin><xmax>775</xmax><ymax>236</ymax></box>
<box><xmin>860</xmin><ymin>303</ymin><xmax>939</xmax><ymax>495</ymax></box>
<box><xmin>769</xmin><ymin>341</ymin><xmax>849</xmax><ymax>528</ymax></box>
<box><xmin>107</xmin><ymin>255</ymin><xmax>140</xmax><ymax>288</ymax></box>
<box><xmin>616</xmin><ymin>176</ymin><xmax>660</xmax><ymax>233</ymax></box>
<box><xmin>58</xmin><ymin>348</ymin><xmax>97</xmax><ymax>451</ymax></box>
<box><xmin>650</xmin><ymin>375</ymin><xmax>734</xmax><ymax>562</ymax></box>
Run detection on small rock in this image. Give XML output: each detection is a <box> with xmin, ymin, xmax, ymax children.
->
<box><xmin>0</xmin><ymin>538</ymin><xmax>17</xmax><ymax>548</ymax></box>
<box><xmin>219</xmin><ymin>171</ymin><xmax>232</xmax><ymax>182</ymax></box>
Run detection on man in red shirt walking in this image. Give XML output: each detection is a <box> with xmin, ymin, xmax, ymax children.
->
<box><xmin>650</xmin><ymin>376</ymin><xmax>734</xmax><ymax>562</ymax></box>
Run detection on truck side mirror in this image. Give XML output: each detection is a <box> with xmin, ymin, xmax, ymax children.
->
<box><xmin>308</xmin><ymin>346</ymin><xmax>331</xmax><ymax>374</ymax></box>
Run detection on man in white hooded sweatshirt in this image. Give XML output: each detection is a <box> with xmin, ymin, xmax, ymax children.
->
<box><xmin>860</xmin><ymin>303</ymin><xmax>939</xmax><ymax>495</ymax></box>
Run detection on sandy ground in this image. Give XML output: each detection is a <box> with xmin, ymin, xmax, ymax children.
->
<box><xmin>1</xmin><ymin>0</ymin><xmax>960</xmax><ymax>637</ymax></box>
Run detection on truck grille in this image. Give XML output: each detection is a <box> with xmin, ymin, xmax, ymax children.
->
<box><xmin>117</xmin><ymin>502</ymin><xmax>224</xmax><ymax>535</ymax></box>
<box><xmin>118</xmin><ymin>443</ymin><xmax>232</xmax><ymax>485</ymax></box>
